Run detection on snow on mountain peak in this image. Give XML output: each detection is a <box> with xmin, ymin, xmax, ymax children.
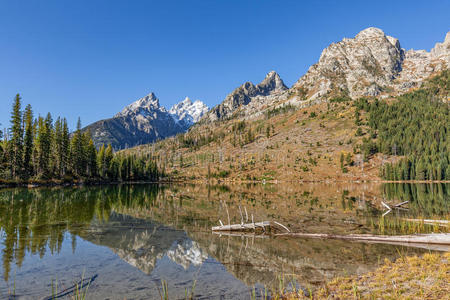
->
<box><xmin>115</xmin><ymin>92</ymin><xmax>163</xmax><ymax>117</ymax></box>
<box><xmin>169</xmin><ymin>97</ymin><xmax>209</xmax><ymax>127</ymax></box>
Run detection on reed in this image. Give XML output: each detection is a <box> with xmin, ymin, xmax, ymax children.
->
<box><xmin>372</xmin><ymin>215</ymin><xmax>449</xmax><ymax>235</ymax></box>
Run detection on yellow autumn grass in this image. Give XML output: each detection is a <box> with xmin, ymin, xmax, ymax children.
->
<box><xmin>280</xmin><ymin>252</ymin><xmax>449</xmax><ymax>299</ymax></box>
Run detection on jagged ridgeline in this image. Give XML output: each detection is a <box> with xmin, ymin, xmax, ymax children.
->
<box><xmin>0</xmin><ymin>95</ymin><xmax>162</xmax><ymax>183</ymax></box>
<box><xmin>82</xmin><ymin>93</ymin><xmax>208</xmax><ymax>150</ymax></box>
<box><xmin>81</xmin><ymin>27</ymin><xmax>449</xmax><ymax>151</ymax></box>
<box><xmin>358</xmin><ymin>70</ymin><xmax>450</xmax><ymax>180</ymax></box>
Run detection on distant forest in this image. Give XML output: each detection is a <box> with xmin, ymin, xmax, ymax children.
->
<box><xmin>0</xmin><ymin>95</ymin><xmax>160</xmax><ymax>183</ymax></box>
<box><xmin>358</xmin><ymin>70</ymin><xmax>450</xmax><ymax>181</ymax></box>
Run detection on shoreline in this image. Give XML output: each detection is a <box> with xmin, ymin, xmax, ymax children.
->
<box><xmin>0</xmin><ymin>178</ymin><xmax>449</xmax><ymax>190</ymax></box>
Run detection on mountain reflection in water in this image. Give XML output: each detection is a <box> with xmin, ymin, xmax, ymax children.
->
<box><xmin>0</xmin><ymin>183</ymin><xmax>447</xmax><ymax>299</ymax></box>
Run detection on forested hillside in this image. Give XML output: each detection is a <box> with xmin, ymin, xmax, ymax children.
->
<box><xmin>358</xmin><ymin>70</ymin><xmax>450</xmax><ymax>180</ymax></box>
<box><xmin>0</xmin><ymin>95</ymin><xmax>161</xmax><ymax>184</ymax></box>
<box><xmin>123</xmin><ymin>70</ymin><xmax>449</xmax><ymax>183</ymax></box>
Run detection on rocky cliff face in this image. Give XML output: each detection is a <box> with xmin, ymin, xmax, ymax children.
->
<box><xmin>83</xmin><ymin>93</ymin><xmax>208</xmax><ymax>150</ymax></box>
<box><xmin>292</xmin><ymin>27</ymin><xmax>450</xmax><ymax>99</ymax></box>
<box><xmin>396</xmin><ymin>31</ymin><xmax>450</xmax><ymax>90</ymax></box>
<box><xmin>205</xmin><ymin>71</ymin><xmax>288</xmax><ymax>121</ymax></box>
<box><xmin>202</xmin><ymin>29</ymin><xmax>449</xmax><ymax>124</ymax></box>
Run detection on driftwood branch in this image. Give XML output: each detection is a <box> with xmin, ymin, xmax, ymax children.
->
<box><xmin>394</xmin><ymin>201</ymin><xmax>409</xmax><ymax>207</ymax></box>
<box><xmin>382</xmin><ymin>201</ymin><xmax>409</xmax><ymax>216</ymax></box>
<box><xmin>212</xmin><ymin>220</ymin><xmax>290</xmax><ymax>233</ymax></box>
<box><xmin>238</xmin><ymin>205</ymin><xmax>244</xmax><ymax>224</ymax></box>
<box><xmin>212</xmin><ymin>221</ymin><xmax>271</xmax><ymax>231</ymax></box>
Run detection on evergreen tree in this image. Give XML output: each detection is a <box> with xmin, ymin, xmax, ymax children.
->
<box><xmin>54</xmin><ymin>117</ymin><xmax>63</xmax><ymax>176</ymax></box>
<box><xmin>61</xmin><ymin>118</ymin><xmax>70</xmax><ymax>176</ymax></box>
<box><xmin>86</xmin><ymin>139</ymin><xmax>97</xmax><ymax>178</ymax></box>
<box><xmin>97</xmin><ymin>145</ymin><xmax>106</xmax><ymax>178</ymax></box>
<box><xmin>9</xmin><ymin>94</ymin><xmax>23</xmax><ymax>178</ymax></box>
<box><xmin>36</xmin><ymin>115</ymin><xmax>52</xmax><ymax>178</ymax></box>
<box><xmin>70</xmin><ymin>118</ymin><xmax>85</xmax><ymax>177</ymax></box>
<box><xmin>104</xmin><ymin>144</ymin><xmax>113</xmax><ymax>178</ymax></box>
<box><xmin>23</xmin><ymin>104</ymin><xmax>34</xmax><ymax>178</ymax></box>
<box><xmin>83</xmin><ymin>132</ymin><xmax>97</xmax><ymax>177</ymax></box>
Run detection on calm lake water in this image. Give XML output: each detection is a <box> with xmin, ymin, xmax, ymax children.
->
<box><xmin>0</xmin><ymin>183</ymin><xmax>448</xmax><ymax>299</ymax></box>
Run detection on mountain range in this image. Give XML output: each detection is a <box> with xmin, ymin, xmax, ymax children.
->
<box><xmin>83</xmin><ymin>93</ymin><xmax>208</xmax><ymax>150</ymax></box>
<box><xmin>84</xmin><ymin>27</ymin><xmax>449</xmax><ymax>150</ymax></box>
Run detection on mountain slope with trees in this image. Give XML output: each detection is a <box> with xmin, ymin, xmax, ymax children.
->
<box><xmin>122</xmin><ymin>70</ymin><xmax>449</xmax><ymax>182</ymax></box>
<box><xmin>359</xmin><ymin>70</ymin><xmax>450</xmax><ymax>180</ymax></box>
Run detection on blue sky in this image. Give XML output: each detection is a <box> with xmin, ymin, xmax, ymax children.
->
<box><xmin>0</xmin><ymin>0</ymin><xmax>449</xmax><ymax>130</ymax></box>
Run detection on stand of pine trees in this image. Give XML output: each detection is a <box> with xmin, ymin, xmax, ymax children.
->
<box><xmin>0</xmin><ymin>94</ymin><xmax>161</xmax><ymax>183</ymax></box>
<box><xmin>358</xmin><ymin>70</ymin><xmax>450</xmax><ymax>181</ymax></box>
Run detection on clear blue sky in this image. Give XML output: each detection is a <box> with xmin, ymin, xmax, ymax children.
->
<box><xmin>1</xmin><ymin>0</ymin><xmax>449</xmax><ymax>130</ymax></box>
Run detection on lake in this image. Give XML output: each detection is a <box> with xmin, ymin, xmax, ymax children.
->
<box><xmin>0</xmin><ymin>183</ymin><xmax>448</xmax><ymax>299</ymax></box>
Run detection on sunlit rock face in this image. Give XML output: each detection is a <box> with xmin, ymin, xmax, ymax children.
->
<box><xmin>200</xmin><ymin>28</ymin><xmax>448</xmax><ymax>124</ymax></box>
<box><xmin>292</xmin><ymin>27</ymin><xmax>449</xmax><ymax>99</ymax></box>
<box><xmin>83</xmin><ymin>93</ymin><xmax>208</xmax><ymax>150</ymax></box>
<box><xmin>204</xmin><ymin>71</ymin><xmax>289</xmax><ymax>122</ymax></box>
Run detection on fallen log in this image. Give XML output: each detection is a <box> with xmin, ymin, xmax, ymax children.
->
<box><xmin>212</xmin><ymin>231</ymin><xmax>269</xmax><ymax>238</ymax></box>
<box><xmin>212</xmin><ymin>221</ymin><xmax>271</xmax><ymax>231</ymax></box>
<box><xmin>213</xmin><ymin>232</ymin><xmax>450</xmax><ymax>252</ymax></box>
<box><xmin>212</xmin><ymin>220</ymin><xmax>291</xmax><ymax>232</ymax></box>
<box><xmin>274</xmin><ymin>232</ymin><xmax>450</xmax><ymax>245</ymax></box>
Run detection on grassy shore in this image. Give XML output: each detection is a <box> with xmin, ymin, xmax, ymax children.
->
<box><xmin>281</xmin><ymin>252</ymin><xmax>449</xmax><ymax>299</ymax></box>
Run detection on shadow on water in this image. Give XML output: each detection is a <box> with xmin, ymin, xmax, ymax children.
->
<box><xmin>0</xmin><ymin>182</ymin><xmax>448</xmax><ymax>298</ymax></box>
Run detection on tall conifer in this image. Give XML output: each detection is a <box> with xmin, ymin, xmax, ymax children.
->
<box><xmin>23</xmin><ymin>104</ymin><xmax>34</xmax><ymax>177</ymax></box>
<box><xmin>10</xmin><ymin>94</ymin><xmax>23</xmax><ymax>178</ymax></box>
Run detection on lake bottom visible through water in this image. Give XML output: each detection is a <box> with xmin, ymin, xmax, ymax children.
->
<box><xmin>0</xmin><ymin>183</ymin><xmax>447</xmax><ymax>299</ymax></box>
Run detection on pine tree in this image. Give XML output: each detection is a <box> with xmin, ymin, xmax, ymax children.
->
<box><xmin>23</xmin><ymin>104</ymin><xmax>34</xmax><ymax>178</ymax></box>
<box><xmin>86</xmin><ymin>139</ymin><xmax>97</xmax><ymax>178</ymax></box>
<box><xmin>36</xmin><ymin>114</ymin><xmax>53</xmax><ymax>178</ymax></box>
<box><xmin>104</xmin><ymin>144</ymin><xmax>113</xmax><ymax>178</ymax></box>
<box><xmin>10</xmin><ymin>94</ymin><xmax>23</xmax><ymax>178</ymax></box>
<box><xmin>70</xmin><ymin>118</ymin><xmax>85</xmax><ymax>177</ymax></box>
<box><xmin>61</xmin><ymin>118</ymin><xmax>70</xmax><ymax>176</ymax></box>
<box><xmin>97</xmin><ymin>145</ymin><xmax>105</xmax><ymax>178</ymax></box>
<box><xmin>416</xmin><ymin>159</ymin><xmax>426</xmax><ymax>180</ymax></box>
<box><xmin>54</xmin><ymin>117</ymin><xmax>63</xmax><ymax>176</ymax></box>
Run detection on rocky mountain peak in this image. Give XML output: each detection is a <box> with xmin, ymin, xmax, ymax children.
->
<box><xmin>293</xmin><ymin>27</ymin><xmax>407</xmax><ymax>99</ymax></box>
<box><xmin>180</xmin><ymin>96</ymin><xmax>193</xmax><ymax>105</ymax></box>
<box><xmin>292</xmin><ymin>28</ymin><xmax>450</xmax><ymax>100</ymax></box>
<box><xmin>203</xmin><ymin>71</ymin><xmax>289</xmax><ymax>122</ymax></box>
<box><xmin>431</xmin><ymin>31</ymin><xmax>450</xmax><ymax>59</ymax></box>
<box><xmin>355</xmin><ymin>27</ymin><xmax>385</xmax><ymax>40</ymax></box>
<box><xmin>116</xmin><ymin>92</ymin><xmax>162</xmax><ymax>117</ymax></box>
<box><xmin>258</xmin><ymin>71</ymin><xmax>288</xmax><ymax>94</ymax></box>
<box><xmin>85</xmin><ymin>92</ymin><xmax>208</xmax><ymax>150</ymax></box>
<box><xmin>169</xmin><ymin>97</ymin><xmax>209</xmax><ymax>127</ymax></box>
